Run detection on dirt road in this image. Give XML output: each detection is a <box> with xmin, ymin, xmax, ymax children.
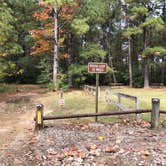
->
<box><xmin>0</xmin><ymin>85</ymin><xmax>46</xmax><ymax>155</ymax></box>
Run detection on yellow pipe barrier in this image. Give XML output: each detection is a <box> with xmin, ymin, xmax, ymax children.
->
<box><xmin>36</xmin><ymin>104</ymin><xmax>44</xmax><ymax>129</ymax></box>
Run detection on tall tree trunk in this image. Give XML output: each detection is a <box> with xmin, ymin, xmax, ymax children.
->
<box><xmin>109</xmin><ymin>54</ymin><xmax>117</xmax><ymax>84</ymax></box>
<box><xmin>107</xmin><ymin>19</ymin><xmax>117</xmax><ymax>84</ymax></box>
<box><xmin>68</xmin><ymin>34</ymin><xmax>72</xmax><ymax>87</ymax></box>
<box><xmin>68</xmin><ymin>58</ymin><xmax>72</xmax><ymax>87</ymax></box>
<box><xmin>143</xmin><ymin>27</ymin><xmax>149</xmax><ymax>88</ymax></box>
<box><xmin>128</xmin><ymin>37</ymin><xmax>133</xmax><ymax>87</ymax></box>
<box><xmin>53</xmin><ymin>8</ymin><xmax>58</xmax><ymax>88</ymax></box>
<box><xmin>144</xmin><ymin>58</ymin><xmax>149</xmax><ymax>88</ymax></box>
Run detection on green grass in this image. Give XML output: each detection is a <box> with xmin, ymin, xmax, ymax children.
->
<box><xmin>113</xmin><ymin>88</ymin><xmax>166</xmax><ymax>110</ymax></box>
<box><xmin>105</xmin><ymin>87</ymin><xmax>166</xmax><ymax>122</ymax></box>
<box><xmin>0</xmin><ymin>84</ymin><xmax>16</xmax><ymax>93</ymax></box>
<box><xmin>43</xmin><ymin>87</ymin><xmax>166</xmax><ymax>124</ymax></box>
<box><xmin>44</xmin><ymin>91</ymin><xmax>98</xmax><ymax>123</ymax></box>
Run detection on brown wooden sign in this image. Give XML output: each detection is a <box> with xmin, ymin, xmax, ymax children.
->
<box><xmin>88</xmin><ymin>63</ymin><xmax>107</xmax><ymax>73</ymax></box>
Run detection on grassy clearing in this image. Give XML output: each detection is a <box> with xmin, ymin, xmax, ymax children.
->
<box><xmin>103</xmin><ymin>87</ymin><xmax>166</xmax><ymax>122</ymax></box>
<box><xmin>41</xmin><ymin>87</ymin><xmax>166</xmax><ymax>124</ymax></box>
<box><xmin>43</xmin><ymin>91</ymin><xmax>98</xmax><ymax>123</ymax></box>
<box><xmin>109</xmin><ymin>87</ymin><xmax>166</xmax><ymax>110</ymax></box>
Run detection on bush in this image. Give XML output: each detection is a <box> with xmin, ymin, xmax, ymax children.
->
<box><xmin>0</xmin><ymin>59</ymin><xmax>17</xmax><ymax>83</ymax></box>
<box><xmin>36</xmin><ymin>58</ymin><xmax>52</xmax><ymax>84</ymax></box>
<box><xmin>57</xmin><ymin>73</ymin><xmax>69</xmax><ymax>91</ymax></box>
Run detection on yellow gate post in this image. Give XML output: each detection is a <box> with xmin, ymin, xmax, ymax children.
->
<box><xmin>36</xmin><ymin>104</ymin><xmax>44</xmax><ymax>129</ymax></box>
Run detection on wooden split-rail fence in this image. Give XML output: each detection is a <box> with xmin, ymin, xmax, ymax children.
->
<box><xmin>105</xmin><ymin>89</ymin><xmax>140</xmax><ymax>118</ymax></box>
<box><xmin>84</xmin><ymin>85</ymin><xmax>100</xmax><ymax>98</ymax></box>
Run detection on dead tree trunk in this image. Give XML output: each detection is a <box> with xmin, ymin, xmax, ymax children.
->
<box><xmin>53</xmin><ymin>7</ymin><xmax>58</xmax><ymax>89</ymax></box>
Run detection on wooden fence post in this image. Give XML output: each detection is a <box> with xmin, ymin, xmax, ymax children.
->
<box><xmin>36</xmin><ymin>104</ymin><xmax>44</xmax><ymax>129</ymax></box>
<box><xmin>151</xmin><ymin>98</ymin><xmax>160</xmax><ymax>129</ymax></box>
<box><xmin>135</xmin><ymin>98</ymin><xmax>141</xmax><ymax>120</ymax></box>
<box><xmin>118</xmin><ymin>94</ymin><xmax>121</xmax><ymax>111</ymax></box>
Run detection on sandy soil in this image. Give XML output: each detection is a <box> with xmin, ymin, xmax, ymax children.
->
<box><xmin>0</xmin><ymin>85</ymin><xmax>46</xmax><ymax>155</ymax></box>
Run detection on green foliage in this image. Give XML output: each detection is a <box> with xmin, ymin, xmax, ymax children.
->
<box><xmin>0</xmin><ymin>59</ymin><xmax>18</xmax><ymax>82</ymax></box>
<box><xmin>36</xmin><ymin>58</ymin><xmax>52</xmax><ymax>84</ymax></box>
<box><xmin>57</xmin><ymin>73</ymin><xmax>68</xmax><ymax>90</ymax></box>
<box><xmin>132</xmin><ymin>65</ymin><xmax>143</xmax><ymax>87</ymax></box>
<box><xmin>6</xmin><ymin>0</ymin><xmax>39</xmax><ymax>53</ymax></box>
<box><xmin>71</xmin><ymin>18</ymin><xmax>89</xmax><ymax>36</ymax></box>
<box><xmin>140</xmin><ymin>17</ymin><xmax>165</xmax><ymax>31</ymax></box>
<box><xmin>44</xmin><ymin>0</ymin><xmax>75</xmax><ymax>7</ymax></box>
<box><xmin>17</xmin><ymin>56</ymin><xmax>40</xmax><ymax>83</ymax></box>
<box><xmin>123</xmin><ymin>27</ymin><xmax>142</xmax><ymax>38</ymax></box>
<box><xmin>130</xmin><ymin>6</ymin><xmax>148</xmax><ymax>20</ymax></box>
<box><xmin>46</xmin><ymin>81</ymin><xmax>56</xmax><ymax>91</ymax></box>
<box><xmin>68</xmin><ymin>64</ymin><xmax>87</xmax><ymax>87</ymax></box>
<box><xmin>80</xmin><ymin>42</ymin><xmax>106</xmax><ymax>60</ymax></box>
<box><xmin>142</xmin><ymin>47</ymin><xmax>166</xmax><ymax>57</ymax></box>
<box><xmin>80</xmin><ymin>0</ymin><xmax>109</xmax><ymax>23</ymax></box>
<box><xmin>0</xmin><ymin>0</ymin><xmax>165</xmax><ymax>87</ymax></box>
<box><xmin>0</xmin><ymin>2</ymin><xmax>23</xmax><ymax>56</ymax></box>
<box><xmin>0</xmin><ymin>3</ymin><xmax>13</xmax><ymax>44</ymax></box>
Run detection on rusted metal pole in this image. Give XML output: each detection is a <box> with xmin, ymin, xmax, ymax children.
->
<box><xmin>160</xmin><ymin>110</ymin><xmax>166</xmax><ymax>114</ymax></box>
<box><xmin>95</xmin><ymin>73</ymin><xmax>99</xmax><ymax>122</ymax></box>
<box><xmin>43</xmin><ymin>109</ymin><xmax>150</xmax><ymax>120</ymax></box>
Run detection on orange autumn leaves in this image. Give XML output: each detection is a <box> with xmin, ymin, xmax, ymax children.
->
<box><xmin>30</xmin><ymin>0</ymin><xmax>79</xmax><ymax>58</ymax></box>
<box><xmin>30</xmin><ymin>24</ymin><xmax>53</xmax><ymax>55</ymax></box>
<box><xmin>33</xmin><ymin>7</ymin><xmax>52</xmax><ymax>21</ymax></box>
<box><xmin>30</xmin><ymin>4</ymin><xmax>53</xmax><ymax>55</ymax></box>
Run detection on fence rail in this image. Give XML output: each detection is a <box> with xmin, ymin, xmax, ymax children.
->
<box><xmin>43</xmin><ymin>109</ymin><xmax>150</xmax><ymax>120</ymax></box>
<box><xmin>35</xmin><ymin>99</ymin><xmax>166</xmax><ymax>130</ymax></box>
<box><xmin>105</xmin><ymin>89</ymin><xmax>139</xmax><ymax>110</ymax></box>
<box><xmin>84</xmin><ymin>85</ymin><xmax>100</xmax><ymax>97</ymax></box>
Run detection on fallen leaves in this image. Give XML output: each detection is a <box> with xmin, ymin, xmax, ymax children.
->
<box><xmin>2</xmin><ymin>119</ymin><xmax>166</xmax><ymax>165</ymax></box>
<box><xmin>77</xmin><ymin>152</ymin><xmax>86</xmax><ymax>159</ymax></box>
<box><xmin>115</xmin><ymin>135</ymin><xmax>122</xmax><ymax>144</ymax></box>
<box><xmin>62</xmin><ymin>146</ymin><xmax>87</xmax><ymax>160</ymax></box>
<box><xmin>105</xmin><ymin>145</ymin><xmax>119</xmax><ymax>153</ymax></box>
<box><xmin>98</xmin><ymin>136</ymin><xmax>104</xmax><ymax>141</ymax></box>
<box><xmin>46</xmin><ymin>138</ymin><xmax>54</xmax><ymax>145</ymax></box>
<box><xmin>70</xmin><ymin>146</ymin><xmax>78</xmax><ymax>152</ymax></box>
<box><xmin>64</xmin><ymin>151</ymin><xmax>74</xmax><ymax>157</ymax></box>
<box><xmin>47</xmin><ymin>148</ymin><xmax>57</xmax><ymax>155</ymax></box>
<box><xmin>28</xmin><ymin>137</ymin><xmax>38</xmax><ymax>145</ymax></box>
<box><xmin>140</xmin><ymin>150</ymin><xmax>151</xmax><ymax>157</ymax></box>
<box><xmin>87</xmin><ymin>144</ymin><xmax>97</xmax><ymax>150</ymax></box>
<box><xmin>35</xmin><ymin>154</ymin><xmax>42</xmax><ymax>161</ymax></box>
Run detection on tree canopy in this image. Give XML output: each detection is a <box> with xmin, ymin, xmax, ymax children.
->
<box><xmin>0</xmin><ymin>0</ymin><xmax>165</xmax><ymax>88</ymax></box>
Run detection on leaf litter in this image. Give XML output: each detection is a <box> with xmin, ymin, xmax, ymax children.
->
<box><xmin>0</xmin><ymin>119</ymin><xmax>166</xmax><ymax>165</ymax></box>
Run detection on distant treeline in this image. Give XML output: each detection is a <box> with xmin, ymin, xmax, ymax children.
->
<box><xmin>0</xmin><ymin>0</ymin><xmax>165</xmax><ymax>89</ymax></box>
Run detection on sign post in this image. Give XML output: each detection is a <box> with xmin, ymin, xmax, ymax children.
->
<box><xmin>95</xmin><ymin>73</ymin><xmax>99</xmax><ymax>122</ymax></box>
<box><xmin>88</xmin><ymin>62</ymin><xmax>107</xmax><ymax>122</ymax></box>
<box><xmin>58</xmin><ymin>88</ymin><xmax>65</xmax><ymax>107</ymax></box>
